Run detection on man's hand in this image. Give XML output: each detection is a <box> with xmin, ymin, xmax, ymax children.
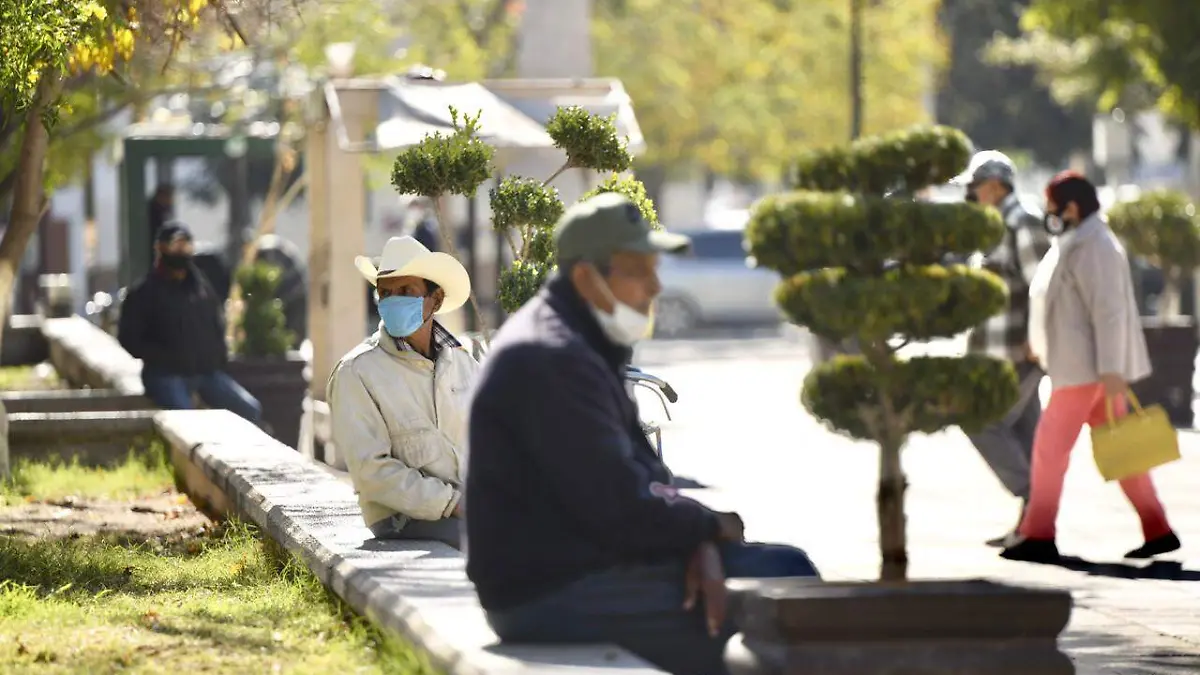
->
<box><xmin>1100</xmin><ymin>373</ymin><xmax>1126</xmax><ymax>398</ymax></box>
<box><xmin>715</xmin><ymin>511</ymin><xmax>744</xmax><ymax>542</ymax></box>
<box><xmin>683</xmin><ymin>541</ymin><xmax>727</xmax><ymax>637</ymax></box>
<box><xmin>452</xmin><ymin>501</ymin><xmax>465</xmax><ymax>519</ymax></box>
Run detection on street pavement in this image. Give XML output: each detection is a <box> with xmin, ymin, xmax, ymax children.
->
<box><xmin>632</xmin><ymin>328</ymin><xmax>1200</xmax><ymax>675</ymax></box>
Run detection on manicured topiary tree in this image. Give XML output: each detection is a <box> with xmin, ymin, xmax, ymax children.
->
<box><xmin>1108</xmin><ymin>190</ymin><xmax>1200</xmax><ymax>317</ymax></box>
<box><xmin>390</xmin><ymin>105</ymin><xmax>660</xmax><ymax>327</ymax></box>
<box><xmin>745</xmin><ymin>126</ymin><xmax>1019</xmax><ymax>581</ymax></box>
<box><xmin>233</xmin><ymin>262</ymin><xmax>295</xmax><ymax>358</ymax></box>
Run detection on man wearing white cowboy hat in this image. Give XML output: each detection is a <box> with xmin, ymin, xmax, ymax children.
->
<box><xmin>327</xmin><ymin>235</ymin><xmax>479</xmax><ymax>547</ymax></box>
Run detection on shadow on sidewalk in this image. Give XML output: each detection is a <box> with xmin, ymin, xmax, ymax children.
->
<box><xmin>1045</xmin><ymin>556</ymin><xmax>1200</xmax><ymax>581</ymax></box>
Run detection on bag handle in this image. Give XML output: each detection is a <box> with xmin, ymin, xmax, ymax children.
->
<box><xmin>1105</xmin><ymin>390</ymin><xmax>1145</xmax><ymax>425</ymax></box>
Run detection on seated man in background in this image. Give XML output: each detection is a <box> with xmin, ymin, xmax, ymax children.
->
<box><xmin>329</xmin><ymin>236</ymin><xmax>478</xmax><ymax>548</ymax></box>
<box><xmin>118</xmin><ymin>222</ymin><xmax>262</xmax><ymax>424</ymax></box>
<box><xmin>466</xmin><ymin>194</ymin><xmax>821</xmax><ymax>675</ymax></box>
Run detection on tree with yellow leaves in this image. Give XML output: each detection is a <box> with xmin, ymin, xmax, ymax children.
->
<box><xmin>0</xmin><ymin>0</ymin><xmax>291</xmax><ymax>352</ymax></box>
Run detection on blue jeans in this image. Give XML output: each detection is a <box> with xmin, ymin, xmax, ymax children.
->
<box><xmin>141</xmin><ymin>370</ymin><xmax>263</xmax><ymax>424</ymax></box>
<box><xmin>485</xmin><ymin>542</ymin><xmax>820</xmax><ymax>675</ymax></box>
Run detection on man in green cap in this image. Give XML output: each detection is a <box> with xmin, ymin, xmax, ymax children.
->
<box><xmin>465</xmin><ymin>192</ymin><xmax>820</xmax><ymax>675</ymax></box>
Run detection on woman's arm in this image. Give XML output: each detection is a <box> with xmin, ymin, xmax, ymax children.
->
<box><xmin>1073</xmin><ymin>241</ymin><xmax>1131</xmax><ymax>378</ymax></box>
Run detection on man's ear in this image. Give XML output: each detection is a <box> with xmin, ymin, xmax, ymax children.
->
<box><xmin>431</xmin><ymin>287</ymin><xmax>445</xmax><ymax>313</ymax></box>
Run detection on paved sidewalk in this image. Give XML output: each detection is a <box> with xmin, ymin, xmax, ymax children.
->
<box><xmin>640</xmin><ymin>344</ymin><xmax>1200</xmax><ymax>675</ymax></box>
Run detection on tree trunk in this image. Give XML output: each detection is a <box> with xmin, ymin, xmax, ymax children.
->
<box><xmin>0</xmin><ymin>74</ymin><xmax>61</xmax><ymax>356</ymax></box>
<box><xmin>877</xmin><ymin>436</ymin><xmax>908</xmax><ymax>581</ymax></box>
<box><xmin>1160</xmin><ymin>268</ymin><xmax>1182</xmax><ymax>318</ymax></box>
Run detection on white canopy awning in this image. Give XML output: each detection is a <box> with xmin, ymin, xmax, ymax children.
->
<box><xmin>374</xmin><ymin>79</ymin><xmax>555</xmax><ymax>150</ymax></box>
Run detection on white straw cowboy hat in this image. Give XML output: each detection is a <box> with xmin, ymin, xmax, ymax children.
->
<box><xmin>354</xmin><ymin>236</ymin><xmax>470</xmax><ymax>314</ymax></box>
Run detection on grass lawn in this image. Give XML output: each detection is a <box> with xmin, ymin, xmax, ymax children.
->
<box><xmin>0</xmin><ymin>364</ymin><xmax>62</xmax><ymax>391</ymax></box>
<box><xmin>0</xmin><ymin>446</ymin><xmax>439</xmax><ymax>674</ymax></box>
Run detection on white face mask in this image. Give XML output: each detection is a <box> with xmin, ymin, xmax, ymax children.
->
<box><xmin>588</xmin><ymin>268</ymin><xmax>654</xmax><ymax>346</ymax></box>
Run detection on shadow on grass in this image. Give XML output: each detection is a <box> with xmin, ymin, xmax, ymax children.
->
<box><xmin>0</xmin><ymin>521</ymin><xmax>267</xmax><ymax>598</ymax></box>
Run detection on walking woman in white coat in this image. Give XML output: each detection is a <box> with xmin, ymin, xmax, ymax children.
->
<box><xmin>1002</xmin><ymin>172</ymin><xmax>1181</xmax><ymax>563</ymax></box>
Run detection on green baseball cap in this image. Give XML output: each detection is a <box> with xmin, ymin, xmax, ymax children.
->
<box><xmin>554</xmin><ymin>192</ymin><xmax>691</xmax><ymax>265</ymax></box>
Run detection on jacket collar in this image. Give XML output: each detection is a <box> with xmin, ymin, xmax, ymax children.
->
<box><xmin>376</xmin><ymin>320</ymin><xmax>462</xmax><ymax>362</ymax></box>
<box><xmin>543</xmin><ymin>272</ymin><xmax>633</xmax><ymax>372</ymax></box>
<box><xmin>1059</xmin><ymin>211</ymin><xmax>1106</xmax><ymax>254</ymax></box>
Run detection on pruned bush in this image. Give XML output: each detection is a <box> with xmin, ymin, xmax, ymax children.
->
<box><xmin>391</xmin><ymin>104</ymin><xmax>656</xmax><ymax>329</ymax></box>
<box><xmin>234</xmin><ymin>262</ymin><xmax>294</xmax><ymax>358</ymax></box>
<box><xmin>747</xmin><ymin>193</ymin><xmax>1004</xmax><ymax>274</ymax></box>
<box><xmin>747</xmin><ymin>124</ymin><xmax>1017</xmax><ymax>582</ymax></box>
<box><xmin>776</xmin><ymin>264</ymin><xmax>1007</xmax><ymax>344</ymax></box>
<box><xmin>804</xmin><ymin>354</ymin><xmax>1018</xmax><ymax>439</ymax></box>
<box><xmin>1108</xmin><ymin>190</ymin><xmax>1200</xmax><ymax>317</ymax></box>
<box><xmin>787</xmin><ymin>125</ymin><xmax>973</xmax><ymax>196</ymax></box>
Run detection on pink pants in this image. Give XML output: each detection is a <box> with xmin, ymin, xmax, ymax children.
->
<box><xmin>1018</xmin><ymin>382</ymin><xmax>1173</xmax><ymax>541</ymax></box>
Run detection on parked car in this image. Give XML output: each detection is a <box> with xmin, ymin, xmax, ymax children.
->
<box><xmin>654</xmin><ymin>229</ymin><xmax>781</xmax><ymax>336</ymax></box>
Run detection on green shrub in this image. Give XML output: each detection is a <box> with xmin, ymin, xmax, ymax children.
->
<box><xmin>234</xmin><ymin>262</ymin><xmax>294</xmax><ymax>358</ymax></box>
<box><xmin>1108</xmin><ymin>190</ymin><xmax>1200</xmax><ymax>317</ymax></box>
<box><xmin>747</xmin><ymin>192</ymin><xmax>1004</xmax><ymax>275</ymax></box>
<box><xmin>747</xmin><ymin>124</ymin><xmax>1017</xmax><ymax>581</ymax></box>
<box><xmin>775</xmin><ymin>264</ymin><xmax>1007</xmax><ymax>344</ymax></box>
<box><xmin>392</xmin><ymin>104</ymin><xmax>657</xmax><ymax>320</ymax></box>
<box><xmin>581</xmin><ymin>173</ymin><xmax>661</xmax><ymax>229</ymax></box>
<box><xmin>788</xmin><ymin>125</ymin><xmax>973</xmax><ymax>195</ymax></box>
<box><xmin>545</xmin><ymin>106</ymin><xmax>633</xmax><ymax>174</ymax></box>
<box><xmin>390</xmin><ymin>107</ymin><xmax>493</xmax><ymax>200</ymax></box>
<box><xmin>804</xmin><ymin>354</ymin><xmax>1017</xmax><ymax>439</ymax></box>
<box><xmin>489</xmin><ymin>177</ymin><xmax>565</xmax><ymax>234</ymax></box>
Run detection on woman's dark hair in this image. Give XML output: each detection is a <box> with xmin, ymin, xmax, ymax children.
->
<box><xmin>1045</xmin><ymin>171</ymin><xmax>1101</xmax><ymax>220</ymax></box>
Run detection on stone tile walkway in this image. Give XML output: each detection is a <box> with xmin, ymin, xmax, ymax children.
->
<box><xmin>641</xmin><ymin>344</ymin><xmax>1200</xmax><ymax>674</ymax></box>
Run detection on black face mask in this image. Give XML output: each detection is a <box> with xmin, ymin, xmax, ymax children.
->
<box><xmin>161</xmin><ymin>253</ymin><xmax>192</xmax><ymax>270</ymax></box>
<box><xmin>1043</xmin><ymin>208</ymin><xmax>1074</xmax><ymax>236</ymax></box>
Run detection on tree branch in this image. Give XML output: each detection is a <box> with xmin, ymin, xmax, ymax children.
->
<box><xmin>472</xmin><ymin>0</ymin><xmax>518</xmax><ymax>48</ymax></box>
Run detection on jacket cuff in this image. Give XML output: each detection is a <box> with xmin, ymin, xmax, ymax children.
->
<box><xmin>442</xmin><ymin>489</ymin><xmax>462</xmax><ymax>519</ymax></box>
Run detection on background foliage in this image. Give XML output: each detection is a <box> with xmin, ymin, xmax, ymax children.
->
<box><xmin>988</xmin><ymin>0</ymin><xmax>1200</xmax><ymax>130</ymax></box>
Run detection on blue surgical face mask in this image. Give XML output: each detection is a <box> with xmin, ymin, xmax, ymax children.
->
<box><xmin>377</xmin><ymin>295</ymin><xmax>428</xmax><ymax>338</ymax></box>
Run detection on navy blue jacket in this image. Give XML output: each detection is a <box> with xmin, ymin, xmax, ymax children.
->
<box><xmin>465</xmin><ymin>274</ymin><xmax>720</xmax><ymax>611</ymax></box>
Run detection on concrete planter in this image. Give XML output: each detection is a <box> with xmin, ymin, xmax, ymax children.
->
<box><xmin>1132</xmin><ymin>316</ymin><xmax>1198</xmax><ymax>428</ymax></box>
<box><xmin>227</xmin><ymin>353</ymin><xmax>308</xmax><ymax>449</ymax></box>
<box><xmin>725</xmin><ymin>578</ymin><xmax>1073</xmax><ymax>675</ymax></box>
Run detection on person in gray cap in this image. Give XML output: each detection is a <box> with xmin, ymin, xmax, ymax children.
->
<box><xmin>465</xmin><ymin>192</ymin><xmax>820</xmax><ymax>675</ymax></box>
<box><xmin>951</xmin><ymin>150</ymin><xmax>1053</xmax><ymax>548</ymax></box>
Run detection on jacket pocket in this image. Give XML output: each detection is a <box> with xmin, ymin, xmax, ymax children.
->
<box><xmin>390</xmin><ymin>429</ymin><xmax>441</xmax><ymax>469</ymax></box>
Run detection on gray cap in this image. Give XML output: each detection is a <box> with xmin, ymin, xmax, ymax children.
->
<box><xmin>554</xmin><ymin>192</ymin><xmax>691</xmax><ymax>265</ymax></box>
<box><xmin>950</xmin><ymin>150</ymin><xmax>1016</xmax><ymax>187</ymax></box>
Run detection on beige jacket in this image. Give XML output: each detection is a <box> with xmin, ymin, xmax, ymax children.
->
<box><xmin>327</xmin><ymin>325</ymin><xmax>480</xmax><ymax>526</ymax></box>
<box><xmin>1028</xmin><ymin>213</ymin><xmax>1151</xmax><ymax>388</ymax></box>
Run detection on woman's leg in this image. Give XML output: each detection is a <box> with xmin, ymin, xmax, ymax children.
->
<box><xmin>1085</xmin><ymin>394</ymin><xmax>1173</xmax><ymax>541</ymax></box>
<box><xmin>1018</xmin><ymin>384</ymin><xmax>1098</xmax><ymax>540</ymax></box>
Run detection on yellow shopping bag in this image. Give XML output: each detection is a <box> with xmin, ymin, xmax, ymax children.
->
<box><xmin>1091</xmin><ymin>391</ymin><xmax>1181</xmax><ymax>482</ymax></box>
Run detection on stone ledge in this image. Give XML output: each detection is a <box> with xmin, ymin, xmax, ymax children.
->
<box><xmin>1</xmin><ymin>389</ymin><xmax>154</xmax><ymax>413</ymax></box>
<box><xmin>41</xmin><ymin>315</ymin><xmax>143</xmax><ymax>395</ymax></box>
<box><xmin>154</xmin><ymin>409</ymin><xmax>667</xmax><ymax>675</ymax></box>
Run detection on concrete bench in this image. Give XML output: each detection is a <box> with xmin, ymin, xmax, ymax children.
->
<box><xmin>155</xmin><ymin>409</ymin><xmax>667</xmax><ymax>674</ymax></box>
<box><xmin>41</xmin><ymin>315</ymin><xmax>144</xmax><ymax>395</ymax></box>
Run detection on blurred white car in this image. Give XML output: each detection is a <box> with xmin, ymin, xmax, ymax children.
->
<box><xmin>654</xmin><ymin>229</ymin><xmax>782</xmax><ymax>337</ymax></box>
